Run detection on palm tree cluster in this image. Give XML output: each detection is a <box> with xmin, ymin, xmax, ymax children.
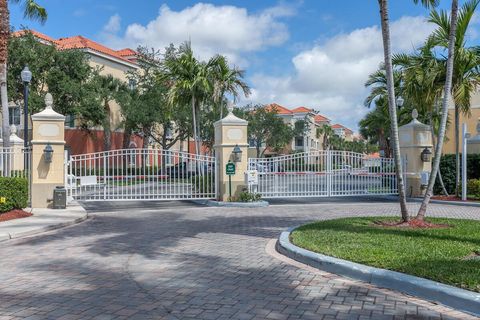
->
<box><xmin>372</xmin><ymin>0</ymin><xmax>474</xmax><ymax>221</ymax></box>
<box><xmin>163</xmin><ymin>42</ymin><xmax>250</xmax><ymax>155</ymax></box>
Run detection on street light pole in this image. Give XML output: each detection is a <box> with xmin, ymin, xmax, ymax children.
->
<box><xmin>21</xmin><ymin>66</ymin><xmax>32</xmax><ymax>171</ymax></box>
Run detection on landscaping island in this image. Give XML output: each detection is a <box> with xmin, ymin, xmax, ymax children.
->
<box><xmin>290</xmin><ymin>217</ymin><xmax>480</xmax><ymax>292</ymax></box>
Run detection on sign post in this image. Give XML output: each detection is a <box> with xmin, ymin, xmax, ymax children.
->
<box><xmin>226</xmin><ymin>161</ymin><xmax>236</xmax><ymax>200</ymax></box>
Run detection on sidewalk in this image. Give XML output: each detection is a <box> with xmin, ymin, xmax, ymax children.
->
<box><xmin>0</xmin><ymin>202</ymin><xmax>88</xmax><ymax>242</ymax></box>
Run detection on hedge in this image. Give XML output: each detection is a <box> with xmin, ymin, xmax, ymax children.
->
<box><xmin>434</xmin><ymin>154</ymin><xmax>480</xmax><ymax>195</ymax></box>
<box><xmin>0</xmin><ymin>177</ymin><xmax>28</xmax><ymax>213</ymax></box>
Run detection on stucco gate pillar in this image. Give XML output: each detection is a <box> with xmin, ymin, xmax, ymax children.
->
<box><xmin>30</xmin><ymin>93</ymin><xmax>66</xmax><ymax>208</ymax></box>
<box><xmin>398</xmin><ymin>109</ymin><xmax>433</xmax><ymax>198</ymax></box>
<box><xmin>214</xmin><ymin>105</ymin><xmax>248</xmax><ymax>201</ymax></box>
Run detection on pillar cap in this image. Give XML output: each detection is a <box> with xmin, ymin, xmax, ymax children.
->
<box><xmin>399</xmin><ymin>109</ymin><xmax>430</xmax><ymax>131</ymax></box>
<box><xmin>9</xmin><ymin>125</ymin><xmax>24</xmax><ymax>144</ymax></box>
<box><xmin>31</xmin><ymin>93</ymin><xmax>65</xmax><ymax>121</ymax></box>
<box><xmin>214</xmin><ymin>102</ymin><xmax>247</xmax><ymax>126</ymax></box>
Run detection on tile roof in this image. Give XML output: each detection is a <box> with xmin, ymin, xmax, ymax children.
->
<box><xmin>314</xmin><ymin>114</ymin><xmax>330</xmax><ymax>122</ymax></box>
<box><xmin>291</xmin><ymin>106</ymin><xmax>313</xmax><ymax>113</ymax></box>
<box><xmin>116</xmin><ymin>48</ymin><xmax>137</xmax><ymax>57</ymax></box>
<box><xmin>332</xmin><ymin>124</ymin><xmax>353</xmax><ymax>134</ymax></box>
<box><xmin>12</xmin><ymin>30</ymin><xmax>55</xmax><ymax>43</ymax></box>
<box><xmin>55</xmin><ymin>36</ymin><xmax>135</xmax><ymax>64</ymax></box>
<box><xmin>13</xmin><ymin>30</ymin><xmax>137</xmax><ymax>65</ymax></box>
<box><xmin>265</xmin><ymin>103</ymin><xmax>293</xmax><ymax>115</ymax></box>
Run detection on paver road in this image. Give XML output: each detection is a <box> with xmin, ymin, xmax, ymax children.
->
<box><xmin>0</xmin><ymin>198</ymin><xmax>479</xmax><ymax>319</ymax></box>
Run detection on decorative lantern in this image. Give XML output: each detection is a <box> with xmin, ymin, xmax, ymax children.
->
<box><xmin>232</xmin><ymin>144</ymin><xmax>242</xmax><ymax>163</ymax></box>
<box><xmin>420</xmin><ymin>147</ymin><xmax>432</xmax><ymax>163</ymax></box>
<box><xmin>43</xmin><ymin>143</ymin><xmax>54</xmax><ymax>163</ymax></box>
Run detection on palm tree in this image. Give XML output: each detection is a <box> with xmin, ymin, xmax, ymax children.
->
<box><xmin>417</xmin><ymin>0</ymin><xmax>459</xmax><ymax>219</ymax></box>
<box><xmin>165</xmin><ymin>42</ymin><xmax>211</xmax><ymax>155</ymax></box>
<box><xmin>0</xmin><ymin>0</ymin><xmax>46</xmax><ymax>148</ymax></box>
<box><xmin>316</xmin><ymin>124</ymin><xmax>335</xmax><ymax>151</ymax></box>
<box><xmin>426</xmin><ymin>0</ymin><xmax>480</xmax><ymax>197</ymax></box>
<box><xmin>377</xmin><ymin>0</ymin><xmax>438</xmax><ymax>222</ymax></box>
<box><xmin>210</xmin><ymin>55</ymin><xmax>250</xmax><ymax>119</ymax></box>
<box><xmin>94</xmin><ymin>74</ymin><xmax>124</xmax><ymax>151</ymax></box>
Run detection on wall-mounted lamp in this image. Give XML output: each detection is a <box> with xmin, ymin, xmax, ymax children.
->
<box><xmin>232</xmin><ymin>144</ymin><xmax>242</xmax><ymax>163</ymax></box>
<box><xmin>43</xmin><ymin>143</ymin><xmax>54</xmax><ymax>163</ymax></box>
<box><xmin>420</xmin><ymin>147</ymin><xmax>432</xmax><ymax>163</ymax></box>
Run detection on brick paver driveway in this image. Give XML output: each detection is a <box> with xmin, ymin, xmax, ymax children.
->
<box><xmin>0</xmin><ymin>198</ymin><xmax>479</xmax><ymax>320</ymax></box>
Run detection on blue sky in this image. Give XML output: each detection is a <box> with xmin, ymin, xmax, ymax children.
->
<box><xmin>10</xmin><ymin>1</ymin><xmax>464</xmax><ymax>130</ymax></box>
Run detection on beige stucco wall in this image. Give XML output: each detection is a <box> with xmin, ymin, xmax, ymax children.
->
<box><xmin>443</xmin><ymin>107</ymin><xmax>480</xmax><ymax>154</ymax></box>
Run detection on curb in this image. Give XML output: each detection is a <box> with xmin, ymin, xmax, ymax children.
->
<box><xmin>192</xmin><ymin>199</ymin><xmax>269</xmax><ymax>208</ymax></box>
<box><xmin>0</xmin><ymin>205</ymin><xmax>89</xmax><ymax>242</ymax></box>
<box><xmin>384</xmin><ymin>195</ymin><xmax>480</xmax><ymax>208</ymax></box>
<box><xmin>277</xmin><ymin>227</ymin><xmax>480</xmax><ymax>317</ymax></box>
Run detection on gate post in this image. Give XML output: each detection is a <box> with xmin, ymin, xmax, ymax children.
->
<box><xmin>398</xmin><ymin>109</ymin><xmax>433</xmax><ymax>198</ymax></box>
<box><xmin>30</xmin><ymin>93</ymin><xmax>66</xmax><ymax>208</ymax></box>
<box><xmin>214</xmin><ymin>104</ymin><xmax>248</xmax><ymax>201</ymax></box>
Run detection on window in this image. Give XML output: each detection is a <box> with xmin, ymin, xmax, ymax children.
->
<box><xmin>295</xmin><ymin>137</ymin><xmax>304</xmax><ymax>147</ymax></box>
<box><xmin>9</xmin><ymin>107</ymin><xmax>20</xmax><ymax>126</ymax></box>
<box><xmin>65</xmin><ymin>114</ymin><xmax>75</xmax><ymax>128</ymax></box>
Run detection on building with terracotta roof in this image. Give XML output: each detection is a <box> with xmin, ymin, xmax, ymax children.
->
<box><xmin>10</xmin><ymin>30</ymin><xmax>141</xmax><ymax>154</ymax></box>
<box><xmin>332</xmin><ymin>124</ymin><xmax>354</xmax><ymax>141</ymax></box>
<box><xmin>250</xmin><ymin>103</ymin><xmax>336</xmax><ymax>157</ymax></box>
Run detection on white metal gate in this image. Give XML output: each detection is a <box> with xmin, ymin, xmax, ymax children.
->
<box><xmin>67</xmin><ymin>148</ymin><xmax>216</xmax><ymax>201</ymax></box>
<box><xmin>248</xmin><ymin>151</ymin><xmax>397</xmax><ymax>198</ymax></box>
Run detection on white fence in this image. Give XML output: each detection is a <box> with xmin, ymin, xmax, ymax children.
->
<box><xmin>67</xmin><ymin>148</ymin><xmax>216</xmax><ymax>201</ymax></box>
<box><xmin>248</xmin><ymin>151</ymin><xmax>397</xmax><ymax>198</ymax></box>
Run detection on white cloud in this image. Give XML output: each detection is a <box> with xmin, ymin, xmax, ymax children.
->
<box><xmin>103</xmin><ymin>14</ymin><xmax>121</xmax><ymax>34</ymax></box>
<box><xmin>247</xmin><ymin>16</ymin><xmax>435</xmax><ymax>131</ymax></box>
<box><xmin>100</xmin><ymin>3</ymin><xmax>294</xmax><ymax>65</ymax></box>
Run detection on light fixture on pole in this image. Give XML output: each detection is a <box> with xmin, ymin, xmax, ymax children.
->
<box><xmin>21</xmin><ymin>66</ymin><xmax>32</xmax><ymax>149</ymax></box>
<box><xmin>396</xmin><ymin>96</ymin><xmax>404</xmax><ymax>109</ymax></box>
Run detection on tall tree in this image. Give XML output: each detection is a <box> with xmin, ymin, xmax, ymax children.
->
<box><xmin>377</xmin><ymin>0</ymin><xmax>438</xmax><ymax>222</ymax></box>
<box><xmin>236</xmin><ymin>104</ymin><xmax>293</xmax><ymax>158</ymax></box>
<box><xmin>417</xmin><ymin>0</ymin><xmax>460</xmax><ymax>219</ymax></box>
<box><xmin>210</xmin><ymin>55</ymin><xmax>250</xmax><ymax>119</ymax></box>
<box><xmin>0</xmin><ymin>0</ymin><xmax>46</xmax><ymax>147</ymax></box>
<box><xmin>164</xmin><ymin>42</ymin><xmax>211</xmax><ymax>155</ymax></box>
<box><xmin>92</xmin><ymin>73</ymin><xmax>125</xmax><ymax>151</ymax></box>
<box><xmin>426</xmin><ymin>0</ymin><xmax>480</xmax><ymax>197</ymax></box>
<box><xmin>316</xmin><ymin>124</ymin><xmax>335</xmax><ymax>150</ymax></box>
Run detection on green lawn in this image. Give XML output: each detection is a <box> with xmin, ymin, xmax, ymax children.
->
<box><xmin>290</xmin><ymin>217</ymin><xmax>480</xmax><ymax>292</ymax></box>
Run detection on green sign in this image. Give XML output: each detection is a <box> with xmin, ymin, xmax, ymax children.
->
<box><xmin>226</xmin><ymin>162</ymin><xmax>236</xmax><ymax>175</ymax></box>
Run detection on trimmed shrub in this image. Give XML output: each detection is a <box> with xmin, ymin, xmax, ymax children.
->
<box><xmin>467</xmin><ymin>179</ymin><xmax>480</xmax><ymax>198</ymax></box>
<box><xmin>0</xmin><ymin>177</ymin><xmax>28</xmax><ymax>213</ymax></box>
<box><xmin>434</xmin><ymin>154</ymin><xmax>480</xmax><ymax>195</ymax></box>
<box><xmin>237</xmin><ymin>190</ymin><xmax>262</xmax><ymax>202</ymax></box>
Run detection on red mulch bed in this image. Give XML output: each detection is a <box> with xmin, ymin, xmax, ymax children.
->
<box><xmin>432</xmin><ymin>195</ymin><xmax>479</xmax><ymax>203</ymax></box>
<box><xmin>0</xmin><ymin>209</ymin><xmax>32</xmax><ymax>222</ymax></box>
<box><xmin>374</xmin><ymin>219</ymin><xmax>450</xmax><ymax>229</ymax></box>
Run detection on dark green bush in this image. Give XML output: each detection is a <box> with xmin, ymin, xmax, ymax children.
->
<box><xmin>0</xmin><ymin>177</ymin><xmax>28</xmax><ymax>213</ymax></box>
<box><xmin>237</xmin><ymin>190</ymin><xmax>262</xmax><ymax>202</ymax></box>
<box><xmin>467</xmin><ymin>179</ymin><xmax>480</xmax><ymax>197</ymax></box>
<box><xmin>434</xmin><ymin>154</ymin><xmax>480</xmax><ymax>195</ymax></box>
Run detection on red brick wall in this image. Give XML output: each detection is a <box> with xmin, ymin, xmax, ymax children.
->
<box><xmin>65</xmin><ymin>128</ymin><xmax>144</xmax><ymax>155</ymax></box>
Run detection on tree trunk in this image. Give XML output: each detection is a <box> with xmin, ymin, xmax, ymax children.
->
<box><xmin>417</xmin><ymin>0</ymin><xmax>458</xmax><ymax>219</ymax></box>
<box><xmin>122</xmin><ymin>125</ymin><xmax>132</xmax><ymax>149</ymax></box>
<box><xmin>379</xmin><ymin>0</ymin><xmax>409</xmax><ymax>222</ymax></box>
<box><xmin>191</xmin><ymin>95</ymin><xmax>199</xmax><ymax>156</ymax></box>
<box><xmin>454</xmin><ymin>105</ymin><xmax>460</xmax><ymax>197</ymax></box>
<box><xmin>103</xmin><ymin>102</ymin><xmax>112</xmax><ymax>152</ymax></box>
<box><xmin>196</xmin><ymin>102</ymin><xmax>202</xmax><ymax>156</ymax></box>
<box><xmin>430</xmin><ymin>114</ymin><xmax>449</xmax><ymax>196</ymax></box>
<box><xmin>0</xmin><ymin>0</ymin><xmax>10</xmax><ymax>148</ymax></box>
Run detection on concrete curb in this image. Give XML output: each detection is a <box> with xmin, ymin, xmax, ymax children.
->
<box><xmin>384</xmin><ymin>195</ymin><xmax>480</xmax><ymax>208</ymax></box>
<box><xmin>192</xmin><ymin>199</ymin><xmax>269</xmax><ymax>208</ymax></box>
<box><xmin>0</xmin><ymin>203</ymin><xmax>89</xmax><ymax>242</ymax></box>
<box><xmin>277</xmin><ymin>226</ymin><xmax>480</xmax><ymax>317</ymax></box>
